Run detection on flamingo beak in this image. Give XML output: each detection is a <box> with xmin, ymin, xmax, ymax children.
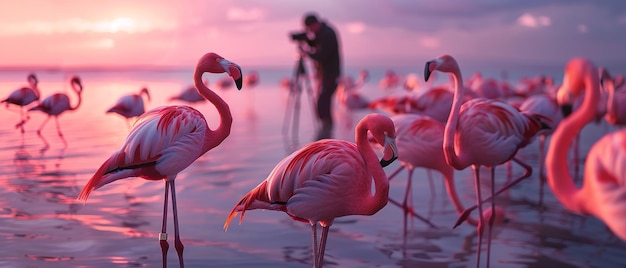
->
<box><xmin>219</xmin><ymin>59</ymin><xmax>244</xmax><ymax>90</ymax></box>
<box><xmin>424</xmin><ymin>61</ymin><xmax>433</xmax><ymax>82</ymax></box>
<box><xmin>379</xmin><ymin>136</ymin><xmax>398</xmax><ymax>167</ymax></box>
<box><xmin>560</xmin><ymin>104</ymin><xmax>573</xmax><ymax>118</ymax></box>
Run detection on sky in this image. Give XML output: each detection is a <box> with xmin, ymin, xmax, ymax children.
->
<box><xmin>2</xmin><ymin>0</ymin><xmax>626</xmax><ymax>70</ymax></box>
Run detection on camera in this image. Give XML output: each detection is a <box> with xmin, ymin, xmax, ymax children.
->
<box><xmin>290</xmin><ymin>31</ymin><xmax>315</xmax><ymax>47</ymax></box>
<box><xmin>290</xmin><ymin>32</ymin><xmax>308</xmax><ymax>42</ymax></box>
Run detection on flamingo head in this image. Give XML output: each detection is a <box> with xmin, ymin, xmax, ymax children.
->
<box><xmin>140</xmin><ymin>87</ymin><xmax>151</xmax><ymax>102</ymax></box>
<box><xmin>27</xmin><ymin>73</ymin><xmax>38</xmax><ymax>87</ymax></box>
<box><xmin>218</xmin><ymin>57</ymin><xmax>243</xmax><ymax>90</ymax></box>
<box><xmin>70</xmin><ymin>76</ymin><xmax>83</xmax><ymax>94</ymax></box>
<box><xmin>365</xmin><ymin>114</ymin><xmax>398</xmax><ymax>167</ymax></box>
<box><xmin>424</xmin><ymin>54</ymin><xmax>458</xmax><ymax>82</ymax></box>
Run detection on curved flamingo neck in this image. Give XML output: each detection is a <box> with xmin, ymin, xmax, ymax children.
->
<box><xmin>606</xmin><ymin>80</ymin><xmax>617</xmax><ymax>122</ymax></box>
<box><xmin>443</xmin><ymin>65</ymin><xmax>467</xmax><ymax>169</ymax></box>
<box><xmin>355</xmin><ymin>120</ymin><xmax>389</xmax><ymax>215</ymax></box>
<box><xmin>70</xmin><ymin>82</ymin><xmax>83</xmax><ymax>111</ymax></box>
<box><xmin>546</xmin><ymin>61</ymin><xmax>599</xmax><ymax>213</ymax></box>
<box><xmin>194</xmin><ymin>68</ymin><xmax>232</xmax><ymax>152</ymax></box>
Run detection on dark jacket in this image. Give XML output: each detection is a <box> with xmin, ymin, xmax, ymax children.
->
<box><xmin>307</xmin><ymin>22</ymin><xmax>341</xmax><ymax>81</ymax></box>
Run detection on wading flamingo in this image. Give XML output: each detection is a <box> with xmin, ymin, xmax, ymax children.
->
<box><xmin>600</xmin><ymin>68</ymin><xmax>626</xmax><ymax>127</ymax></box>
<box><xmin>546</xmin><ymin>57</ymin><xmax>626</xmax><ymax>241</ymax></box>
<box><xmin>106</xmin><ymin>87</ymin><xmax>151</xmax><ymax>129</ymax></box>
<box><xmin>519</xmin><ymin>93</ymin><xmax>563</xmax><ymax>203</ymax></box>
<box><xmin>2</xmin><ymin>73</ymin><xmax>40</xmax><ymax>133</ymax></box>
<box><xmin>28</xmin><ymin>76</ymin><xmax>83</xmax><ymax>146</ymax></box>
<box><xmin>169</xmin><ymin>85</ymin><xmax>206</xmax><ymax>104</ymax></box>
<box><xmin>77</xmin><ymin>52</ymin><xmax>243</xmax><ymax>268</ymax></box>
<box><xmin>224</xmin><ymin>113</ymin><xmax>399</xmax><ymax>268</ymax></box>
<box><xmin>425</xmin><ymin>54</ymin><xmax>546</xmax><ymax>268</ymax></box>
<box><xmin>386</xmin><ymin>113</ymin><xmax>503</xmax><ymax>228</ymax></box>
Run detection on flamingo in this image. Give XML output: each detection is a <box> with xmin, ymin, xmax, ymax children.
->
<box><xmin>106</xmin><ymin>87</ymin><xmax>151</xmax><ymax>129</ymax></box>
<box><xmin>169</xmin><ymin>85</ymin><xmax>206</xmax><ymax>104</ymax></box>
<box><xmin>379</xmin><ymin>69</ymin><xmax>400</xmax><ymax>89</ymax></box>
<box><xmin>518</xmin><ymin>93</ymin><xmax>563</xmax><ymax>202</ymax></box>
<box><xmin>386</xmin><ymin>113</ymin><xmax>502</xmax><ymax>228</ymax></box>
<box><xmin>546</xmin><ymin>57</ymin><xmax>626</xmax><ymax>241</ymax></box>
<box><xmin>224</xmin><ymin>113</ymin><xmax>399</xmax><ymax>268</ymax></box>
<box><xmin>77</xmin><ymin>52</ymin><xmax>243</xmax><ymax>268</ymax></box>
<box><xmin>600</xmin><ymin>68</ymin><xmax>626</xmax><ymax>127</ymax></box>
<box><xmin>2</xmin><ymin>73</ymin><xmax>40</xmax><ymax>133</ymax></box>
<box><xmin>28</xmin><ymin>76</ymin><xmax>83</xmax><ymax>146</ymax></box>
<box><xmin>243</xmin><ymin>71</ymin><xmax>260</xmax><ymax>87</ymax></box>
<box><xmin>336</xmin><ymin>70</ymin><xmax>369</xmax><ymax>110</ymax></box>
<box><xmin>424</xmin><ymin>54</ymin><xmax>546</xmax><ymax>268</ymax></box>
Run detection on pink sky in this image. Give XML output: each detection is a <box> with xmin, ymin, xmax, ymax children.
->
<box><xmin>2</xmin><ymin>0</ymin><xmax>626</xmax><ymax>69</ymax></box>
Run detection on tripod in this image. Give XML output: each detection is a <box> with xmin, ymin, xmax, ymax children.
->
<box><xmin>282</xmin><ymin>52</ymin><xmax>317</xmax><ymax>152</ymax></box>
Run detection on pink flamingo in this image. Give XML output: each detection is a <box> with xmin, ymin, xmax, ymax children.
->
<box><xmin>425</xmin><ymin>54</ymin><xmax>546</xmax><ymax>268</ymax></box>
<box><xmin>77</xmin><ymin>52</ymin><xmax>243</xmax><ymax>268</ymax></box>
<box><xmin>243</xmin><ymin>71</ymin><xmax>260</xmax><ymax>87</ymax></box>
<box><xmin>379</xmin><ymin>69</ymin><xmax>400</xmax><ymax>89</ymax></box>
<box><xmin>28</xmin><ymin>76</ymin><xmax>83</xmax><ymax>146</ymax></box>
<box><xmin>387</xmin><ymin>113</ymin><xmax>503</xmax><ymax>228</ymax></box>
<box><xmin>336</xmin><ymin>70</ymin><xmax>370</xmax><ymax>110</ymax></box>
<box><xmin>224</xmin><ymin>113</ymin><xmax>399</xmax><ymax>268</ymax></box>
<box><xmin>518</xmin><ymin>93</ymin><xmax>563</xmax><ymax>202</ymax></box>
<box><xmin>546</xmin><ymin>57</ymin><xmax>626</xmax><ymax>241</ymax></box>
<box><xmin>169</xmin><ymin>85</ymin><xmax>206</xmax><ymax>104</ymax></box>
<box><xmin>106</xmin><ymin>87</ymin><xmax>151</xmax><ymax>129</ymax></box>
<box><xmin>2</xmin><ymin>73</ymin><xmax>40</xmax><ymax>133</ymax></box>
<box><xmin>600</xmin><ymin>68</ymin><xmax>626</xmax><ymax>127</ymax></box>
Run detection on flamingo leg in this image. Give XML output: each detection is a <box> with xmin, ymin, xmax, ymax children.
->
<box><xmin>426</xmin><ymin>169</ymin><xmax>436</xmax><ymax>200</ymax></box>
<box><xmin>388</xmin><ymin>198</ymin><xmax>438</xmax><ymax>228</ymax></box>
<box><xmin>538</xmin><ymin>135</ymin><xmax>546</xmax><ymax>205</ymax></box>
<box><xmin>37</xmin><ymin>116</ymin><xmax>51</xmax><ymax>135</ymax></box>
<box><xmin>170</xmin><ymin>180</ymin><xmax>185</xmax><ymax>268</ymax></box>
<box><xmin>311</xmin><ymin>223</ymin><xmax>319</xmax><ymax>268</ymax></box>
<box><xmin>472</xmin><ymin>165</ymin><xmax>484</xmax><ymax>268</ymax></box>
<box><xmin>402</xmin><ymin>168</ymin><xmax>414</xmax><ymax>210</ymax></box>
<box><xmin>387</xmin><ymin>165</ymin><xmax>404</xmax><ymax>181</ymax></box>
<box><xmin>454</xmin><ymin>158</ymin><xmax>532</xmax><ymax>228</ymax></box>
<box><xmin>160</xmin><ymin>180</ymin><xmax>170</xmax><ymax>268</ymax></box>
<box><xmin>54</xmin><ymin>116</ymin><xmax>67</xmax><ymax>147</ymax></box>
<box><xmin>486</xmin><ymin>167</ymin><xmax>496</xmax><ymax>268</ymax></box>
<box><xmin>316</xmin><ymin>225</ymin><xmax>330</xmax><ymax>268</ymax></box>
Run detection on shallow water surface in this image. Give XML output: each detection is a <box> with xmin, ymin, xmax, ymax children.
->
<box><xmin>0</xmin><ymin>68</ymin><xmax>625</xmax><ymax>267</ymax></box>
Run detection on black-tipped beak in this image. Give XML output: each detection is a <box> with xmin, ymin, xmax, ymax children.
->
<box><xmin>424</xmin><ymin>61</ymin><xmax>433</xmax><ymax>82</ymax></box>
<box><xmin>380</xmin><ymin>156</ymin><xmax>398</xmax><ymax>167</ymax></box>
<box><xmin>235</xmin><ymin>77</ymin><xmax>243</xmax><ymax>90</ymax></box>
<box><xmin>560</xmin><ymin>104</ymin><xmax>572</xmax><ymax>118</ymax></box>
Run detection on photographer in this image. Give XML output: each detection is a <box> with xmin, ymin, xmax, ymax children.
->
<box><xmin>292</xmin><ymin>12</ymin><xmax>342</xmax><ymax>140</ymax></box>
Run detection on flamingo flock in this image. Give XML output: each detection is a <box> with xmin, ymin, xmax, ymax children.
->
<box><xmin>3</xmin><ymin>50</ymin><xmax>626</xmax><ymax>268</ymax></box>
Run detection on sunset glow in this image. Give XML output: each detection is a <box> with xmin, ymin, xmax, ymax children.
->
<box><xmin>1</xmin><ymin>1</ymin><xmax>625</xmax><ymax>69</ymax></box>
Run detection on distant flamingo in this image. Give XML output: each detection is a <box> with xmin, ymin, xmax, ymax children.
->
<box><xmin>519</xmin><ymin>93</ymin><xmax>563</xmax><ymax>202</ymax></box>
<box><xmin>224</xmin><ymin>113</ymin><xmax>399</xmax><ymax>268</ymax></box>
<box><xmin>546</xmin><ymin>57</ymin><xmax>626</xmax><ymax>241</ymax></box>
<box><xmin>387</xmin><ymin>113</ymin><xmax>501</xmax><ymax>227</ymax></box>
<box><xmin>336</xmin><ymin>70</ymin><xmax>370</xmax><ymax>110</ymax></box>
<box><xmin>28</xmin><ymin>76</ymin><xmax>83</xmax><ymax>146</ymax></box>
<box><xmin>77</xmin><ymin>52</ymin><xmax>243</xmax><ymax>268</ymax></box>
<box><xmin>2</xmin><ymin>73</ymin><xmax>40</xmax><ymax>133</ymax></box>
<box><xmin>243</xmin><ymin>71</ymin><xmax>260</xmax><ymax>87</ymax></box>
<box><xmin>379</xmin><ymin>69</ymin><xmax>400</xmax><ymax>89</ymax></box>
<box><xmin>169</xmin><ymin>85</ymin><xmax>206</xmax><ymax>104</ymax></box>
<box><xmin>600</xmin><ymin>68</ymin><xmax>626</xmax><ymax>127</ymax></box>
<box><xmin>425</xmin><ymin>54</ymin><xmax>545</xmax><ymax>268</ymax></box>
<box><xmin>106</xmin><ymin>87</ymin><xmax>151</xmax><ymax>129</ymax></box>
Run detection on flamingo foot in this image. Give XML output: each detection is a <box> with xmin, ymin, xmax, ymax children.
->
<box><xmin>388</xmin><ymin>198</ymin><xmax>438</xmax><ymax>229</ymax></box>
<box><xmin>159</xmin><ymin>233</ymin><xmax>169</xmax><ymax>268</ymax></box>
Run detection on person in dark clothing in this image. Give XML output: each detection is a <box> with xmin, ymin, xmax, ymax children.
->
<box><xmin>298</xmin><ymin>13</ymin><xmax>342</xmax><ymax>140</ymax></box>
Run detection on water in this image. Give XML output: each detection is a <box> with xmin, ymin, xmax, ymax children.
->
<box><xmin>0</xmin><ymin>65</ymin><xmax>625</xmax><ymax>268</ymax></box>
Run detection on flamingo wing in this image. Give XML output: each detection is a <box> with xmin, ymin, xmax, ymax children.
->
<box><xmin>225</xmin><ymin>140</ymin><xmax>367</xmax><ymax>227</ymax></box>
<box><xmin>78</xmin><ymin>105</ymin><xmax>208</xmax><ymax>201</ymax></box>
